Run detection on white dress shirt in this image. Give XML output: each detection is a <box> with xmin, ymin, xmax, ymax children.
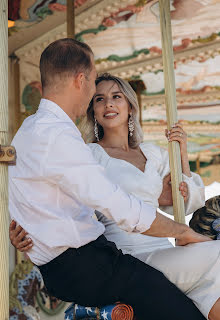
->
<box><xmin>9</xmin><ymin>99</ymin><xmax>156</xmax><ymax>266</ymax></box>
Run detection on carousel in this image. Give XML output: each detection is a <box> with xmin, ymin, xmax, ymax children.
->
<box><xmin>0</xmin><ymin>0</ymin><xmax>220</xmax><ymax>319</ymax></box>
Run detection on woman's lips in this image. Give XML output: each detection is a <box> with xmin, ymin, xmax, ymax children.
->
<box><xmin>104</xmin><ymin>112</ymin><xmax>118</xmax><ymax>119</ymax></box>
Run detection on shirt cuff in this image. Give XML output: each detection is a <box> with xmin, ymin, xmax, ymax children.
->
<box><xmin>133</xmin><ymin>203</ymin><xmax>156</xmax><ymax>233</ymax></box>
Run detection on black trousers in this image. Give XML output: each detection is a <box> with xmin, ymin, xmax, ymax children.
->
<box><xmin>38</xmin><ymin>235</ymin><xmax>206</xmax><ymax>320</ymax></box>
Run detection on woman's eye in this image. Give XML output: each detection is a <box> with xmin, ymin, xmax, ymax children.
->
<box><xmin>95</xmin><ymin>97</ymin><xmax>103</xmax><ymax>102</ymax></box>
<box><xmin>113</xmin><ymin>95</ymin><xmax>121</xmax><ymax>99</ymax></box>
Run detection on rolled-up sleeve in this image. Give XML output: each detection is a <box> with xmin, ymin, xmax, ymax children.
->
<box><xmin>44</xmin><ymin>128</ymin><xmax>156</xmax><ymax>233</ymax></box>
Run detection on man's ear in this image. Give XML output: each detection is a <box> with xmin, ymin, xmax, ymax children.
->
<box><xmin>74</xmin><ymin>72</ymin><xmax>85</xmax><ymax>90</ymax></box>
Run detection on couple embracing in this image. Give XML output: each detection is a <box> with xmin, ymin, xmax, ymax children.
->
<box><xmin>9</xmin><ymin>38</ymin><xmax>220</xmax><ymax>320</ymax></box>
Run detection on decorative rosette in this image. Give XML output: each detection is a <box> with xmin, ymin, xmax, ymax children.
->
<box><xmin>111</xmin><ymin>303</ymin><xmax>134</xmax><ymax>320</ymax></box>
<box><xmin>212</xmin><ymin>218</ymin><xmax>220</xmax><ymax>240</ymax></box>
<box><xmin>65</xmin><ymin>302</ymin><xmax>134</xmax><ymax>319</ymax></box>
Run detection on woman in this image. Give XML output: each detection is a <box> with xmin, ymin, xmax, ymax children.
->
<box><xmin>11</xmin><ymin>73</ymin><xmax>220</xmax><ymax>320</ymax></box>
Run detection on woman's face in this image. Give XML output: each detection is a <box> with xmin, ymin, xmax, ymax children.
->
<box><xmin>93</xmin><ymin>80</ymin><xmax>131</xmax><ymax>131</ymax></box>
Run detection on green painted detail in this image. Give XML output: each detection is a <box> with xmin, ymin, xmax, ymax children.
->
<box><xmin>96</xmin><ymin>48</ymin><xmax>150</xmax><ymax>64</ymax></box>
<box><xmin>154</xmin><ymin>69</ymin><xmax>163</xmax><ymax>74</ymax></box>
<box><xmin>142</xmin><ymin>89</ymin><xmax>165</xmax><ymax>96</ymax></box>
<box><xmin>36</xmin><ymin>7</ymin><xmax>53</xmax><ymax>19</ymax></box>
<box><xmin>22</xmin><ymin>84</ymin><xmax>41</xmax><ymax>114</ymax></box>
<box><xmin>8</xmin><ymin>26</ymin><xmax>18</xmax><ymax>37</ymax></box>
<box><xmin>192</xmin><ymin>32</ymin><xmax>219</xmax><ymax>44</ymax></box>
<box><xmin>201</xmin><ymin>170</ymin><xmax>211</xmax><ymax>178</ymax></box>
<box><xmin>75</xmin><ymin>25</ymin><xmax>107</xmax><ymax>42</ymax></box>
<box><xmin>36</xmin><ymin>291</ymin><xmax>66</xmax><ymax>315</ymax></box>
<box><xmin>135</xmin><ymin>0</ymin><xmax>148</xmax><ymax>6</ymax></box>
<box><xmin>130</xmin><ymin>75</ymin><xmax>141</xmax><ymax>80</ymax></box>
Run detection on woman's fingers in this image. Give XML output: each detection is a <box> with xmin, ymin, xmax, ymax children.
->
<box><xmin>165</xmin><ymin>123</ymin><xmax>188</xmax><ymax>149</ymax></box>
<box><xmin>179</xmin><ymin>182</ymin><xmax>188</xmax><ymax>202</ymax></box>
<box><xmin>172</xmin><ymin>123</ymin><xmax>183</xmax><ymax>129</ymax></box>
<box><xmin>166</xmin><ymin>123</ymin><xmax>187</xmax><ymax>142</ymax></box>
<box><xmin>167</xmin><ymin>132</ymin><xmax>187</xmax><ymax>144</ymax></box>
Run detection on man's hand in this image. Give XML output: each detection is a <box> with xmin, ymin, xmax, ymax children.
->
<box><xmin>158</xmin><ymin>174</ymin><xmax>189</xmax><ymax>206</ymax></box>
<box><xmin>176</xmin><ymin>227</ymin><xmax>212</xmax><ymax>246</ymax></box>
<box><xmin>9</xmin><ymin>220</ymin><xmax>33</xmax><ymax>252</ymax></box>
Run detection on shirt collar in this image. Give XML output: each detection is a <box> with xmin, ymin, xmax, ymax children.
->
<box><xmin>38</xmin><ymin>98</ymin><xmax>81</xmax><ymax>136</ymax></box>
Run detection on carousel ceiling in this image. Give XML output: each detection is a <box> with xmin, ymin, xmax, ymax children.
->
<box><xmin>8</xmin><ymin>0</ymin><xmax>220</xmax><ymax>108</ymax></box>
<box><xmin>8</xmin><ymin>0</ymin><xmax>220</xmax><ymax>163</ymax></box>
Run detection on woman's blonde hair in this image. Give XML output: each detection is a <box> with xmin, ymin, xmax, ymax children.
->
<box><xmin>80</xmin><ymin>73</ymin><xmax>143</xmax><ymax>148</ymax></box>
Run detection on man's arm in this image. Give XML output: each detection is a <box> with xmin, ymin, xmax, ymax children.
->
<box><xmin>142</xmin><ymin>212</ymin><xmax>212</xmax><ymax>245</ymax></box>
<box><xmin>10</xmin><ymin>213</ymin><xmax>211</xmax><ymax>254</ymax></box>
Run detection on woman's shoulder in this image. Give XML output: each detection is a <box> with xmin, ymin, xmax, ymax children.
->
<box><xmin>87</xmin><ymin>143</ymin><xmax>110</xmax><ymax>167</ymax></box>
<box><xmin>140</xmin><ymin>142</ymin><xmax>166</xmax><ymax>159</ymax></box>
<box><xmin>140</xmin><ymin>142</ymin><xmax>170</xmax><ymax>174</ymax></box>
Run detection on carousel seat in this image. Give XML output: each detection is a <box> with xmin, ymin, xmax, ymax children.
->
<box><xmin>64</xmin><ymin>302</ymin><xmax>134</xmax><ymax>320</ymax></box>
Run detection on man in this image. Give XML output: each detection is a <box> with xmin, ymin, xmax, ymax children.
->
<box><xmin>9</xmin><ymin>38</ymin><xmax>208</xmax><ymax>320</ymax></box>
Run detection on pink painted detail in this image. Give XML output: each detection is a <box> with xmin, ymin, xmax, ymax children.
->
<box><xmin>102</xmin><ymin>5</ymin><xmax>144</xmax><ymax>27</ymax></box>
<box><xmin>149</xmin><ymin>38</ymin><xmax>192</xmax><ymax>57</ymax></box>
<box><xmin>176</xmin><ymin>86</ymin><xmax>213</xmax><ymax>95</ymax></box>
<box><xmin>49</xmin><ymin>0</ymin><xmax>89</xmax><ymax>12</ymax></box>
<box><xmin>48</xmin><ymin>3</ymin><xmax>66</xmax><ymax>12</ymax></box>
<box><xmin>149</xmin><ymin>46</ymin><xmax>162</xmax><ymax>55</ymax></box>
<box><xmin>174</xmin><ymin>38</ymin><xmax>192</xmax><ymax>52</ymax></box>
<box><xmin>30</xmin><ymin>81</ymin><xmax>43</xmax><ymax>96</ymax></box>
<box><xmin>75</xmin><ymin>0</ymin><xmax>89</xmax><ymax>7</ymax></box>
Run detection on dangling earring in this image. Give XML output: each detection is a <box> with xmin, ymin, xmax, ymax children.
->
<box><xmin>128</xmin><ymin>114</ymin><xmax>134</xmax><ymax>137</ymax></box>
<box><xmin>94</xmin><ymin>118</ymin><xmax>99</xmax><ymax>141</ymax></box>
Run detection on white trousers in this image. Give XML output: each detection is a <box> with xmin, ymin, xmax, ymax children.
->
<box><xmin>145</xmin><ymin>241</ymin><xmax>220</xmax><ymax>319</ymax></box>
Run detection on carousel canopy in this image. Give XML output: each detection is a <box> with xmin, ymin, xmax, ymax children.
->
<box><xmin>8</xmin><ymin>0</ymin><xmax>220</xmax><ymax>177</ymax></box>
<box><xmin>8</xmin><ymin>0</ymin><xmax>220</xmax><ymax>106</ymax></box>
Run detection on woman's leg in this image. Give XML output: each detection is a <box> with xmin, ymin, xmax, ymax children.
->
<box><xmin>145</xmin><ymin>240</ymin><xmax>220</xmax><ymax>319</ymax></box>
<box><xmin>209</xmin><ymin>299</ymin><xmax>220</xmax><ymax>320</ymax></box>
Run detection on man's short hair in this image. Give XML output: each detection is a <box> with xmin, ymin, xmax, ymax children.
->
<box><xmin>40</xmin><ymin>38</ymin><xmax>93</xmax><ymax>91</ymax></box>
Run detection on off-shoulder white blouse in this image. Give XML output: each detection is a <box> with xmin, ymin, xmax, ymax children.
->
<box><xmin>88</xmin><ymin>142</ymin><xmax>205</xmax><ymax>261</ymax></box>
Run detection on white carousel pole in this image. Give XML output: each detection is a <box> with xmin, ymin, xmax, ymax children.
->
<box><xmin>159</xmin><ymin>0</ymin><xmax>185</xmax><ymax>223</ymax></box>
<box><xmin>0</xmin><ymin>0</ymin><xmax>9</xmax><ymax>319</ymax></box>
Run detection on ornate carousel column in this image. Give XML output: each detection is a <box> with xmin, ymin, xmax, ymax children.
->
<box><xmin>159</xmin><ymin>0</ymin><xmax>185</xmax><ymax>223</ymax></box>
<box><xmin>0</xmin><ymin>0</ymin><xmax>9</xmax><ymax>318</ymax></box>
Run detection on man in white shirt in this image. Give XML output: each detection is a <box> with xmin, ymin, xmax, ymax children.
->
<box><xmin>9</xmin><ymin>38</ymin><xmax>208</xmax><ymax>320</ymax></box>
